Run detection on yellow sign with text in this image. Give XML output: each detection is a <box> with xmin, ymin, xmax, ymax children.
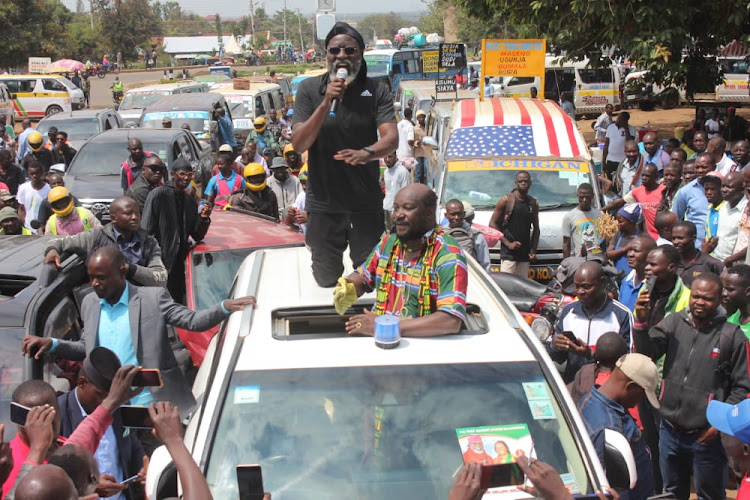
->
<box><xmin>481</xmin><ymin>39</ymin><xmax>546</xmax><ymax>101</ymax></box>
<box><xmin>423</xmin><ymin>50</ymin><xmax>439</xmax><ymax>74</ymax></box>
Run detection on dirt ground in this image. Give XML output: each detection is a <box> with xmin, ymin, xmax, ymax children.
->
<box><xmin>577</xmin><ymin>105</ymin><xmax>750</xmax><ymax>144</ymax></box>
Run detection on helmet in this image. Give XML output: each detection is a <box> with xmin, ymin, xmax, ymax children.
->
<box><xmin>48</xmin><ymin>186</ymin><xmax>74</xmax><ymax>217</ymax></box>
<box><xmin>253</xmin><ymin>116</ymin><xmax>267</xmax><ymax>133</ymax></box>
<box><xmin>243</xmin><ymin>163</ymin><xmax>267</xmax><ymax>192</ymax></box>
<box><xmin>28</xmin><ymin>132</ymin><xmax>43</xmax><ymax>152</ymax></box>
<box><xmin>283</xmin><ymin>144</ymin><xmax>295</xmax><ymax>156</ymax></box>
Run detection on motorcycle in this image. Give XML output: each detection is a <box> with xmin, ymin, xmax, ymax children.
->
<box><xmin>97</xmin><ymin>63</ymin><xmax>120</xmax><ymax>78</ymax></box>
<box><xmin>112</xmin><ymin>91</ymin><xmax>123</xmax><ymax>110</ymax></box>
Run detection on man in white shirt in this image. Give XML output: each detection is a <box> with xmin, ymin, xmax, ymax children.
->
<box><xmin>593</xmin><ymin>104</ymin><xmax>613</xmax><ymax>145</ymax></box>
<box><xmin>613</xmin><ymin>140</ymin><xmax>644</xmax><ymax>196</ymax></box>
<box><xmin>382</xmin><ymin>151</ymin><xmax>411</xmax><ymax>229</ymax></box>
<box><xmin>706</xmin><ymin>172</ymin><xmax>747</xmax><ymax>264</ymax></box>
<box><xmin>396</xmin><ymin>108</ymin><xmax>415</xmax><ymax>161</ymax></box>
<box><xmin>708</xmin><ymin>136</ymin><xmax>737</xmax><ymax>177</ymax></box>
<box><xmin>266</xmin><ymin>156</ymin><xmax>302</xmax><ymax>218</ymax></box>
<box><xmin>603</xmin><ymin>112</ymin><xmax>636</xmax><ymax>179</ymax></box>
<box><xmin>705</xmin><ymin>108</ymin><xmax>723</xmax><ymax>139</ymax></box>
<box><xmin>16</xmin><ymin>162</ymin><xmax>50</xmax><ymax>232</ymax></box>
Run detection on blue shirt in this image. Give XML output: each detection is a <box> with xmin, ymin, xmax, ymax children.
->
<box><xmin>113</xmin><ymin>228</ymin><xmax>143</xmax><ymax>266</ymax></box>
<box><xmin>671</xmin><ymin>178</ymin><xmax>708</xmax><ymax>248</ymax></box>
<box><xmin>204</xmin><ymin>170</ymin><xmax>238</xmax><ymax>199</ymax></box>
<box><xmin>705</xmin><ymin>201</ymin><xmax>724</xmax><ymax>240</ymax></box>
<box><xmin>74</xmin><ymin>388</ymin><xmax>124</xmax><ymax>499</ymax></box>
<box><xmin>578</xmin><ymin>387</ymin><xmax>654</xmax><ymax>500</ymax></box>
<box><xmin>96</xmin><ymin>283</ymin><xmax>152</xmax><ymax>406</ymax></box>
<box><xmin>16</xmin><ymin>128</ymin><xmax>32</xmax><ymax>164</ymax></box>
<box><xmin>217</xmin><ymin>115</ymin><xmax>237</xmax><ymax>148</ymax></box>
<box><xmin>619</xmin><ymin>269</ymin><xmax>644</xmax><ymax>312</ymax></box>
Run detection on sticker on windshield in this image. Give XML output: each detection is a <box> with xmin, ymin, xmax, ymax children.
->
<box><xmin>560</xmin><ymin>473</ymin><xmax>581</xmax><ymax>494</ymax></box>
<box><xmin>522</xmin><ymin>382</ymin><xmax>550</xmax><ymax>401</ymax></box>
<box><xmin>528</xmin><ymin>400</ymin><xmax>556</xmax><ymax>420</ymax></box>
<box><xmin>233</xmin><ymin>385</ymin><xmax>260</xmax><ymax>404</ymax></box>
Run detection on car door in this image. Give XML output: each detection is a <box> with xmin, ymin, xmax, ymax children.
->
<box><xmin>184</xmin><ymin>132</ymin><xmax>213</xmax><ymax>186</ymax></box>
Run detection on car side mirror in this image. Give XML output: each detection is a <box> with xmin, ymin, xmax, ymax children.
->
<box><xmin>422</xmin><ymin>137</ymin><xmax>438</xmax><ymax>149</ymax></box>
<box><xmin>604</xmin><ymin>429</ymin><xmax>637</xmax><ymax>491</ymax></box>
<box><xmin>146</xmin><ymin>445</ymin><xmax>177</xmax><ymax>500</ymax></box>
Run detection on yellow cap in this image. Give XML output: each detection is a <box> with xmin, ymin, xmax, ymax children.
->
<box><xmin>48</xmin><ymin>186</ymin><xmax>74</xmax><ymax>217</ymax></box>
<box><xmin>283</xmin><ymin>144</ymin><xmax>295</xmax><ymax>155</ymax></box>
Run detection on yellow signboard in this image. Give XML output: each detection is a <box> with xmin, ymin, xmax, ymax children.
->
<box><xmin>447</xmin><ymin>159</ymin><xmax>589</xmax><ymax>172</ymax></box>
<box><xmin>423</xmin><ymin>50</ymin><xmax>439</xmax><ymax>74</ymax></box>
<box><xmin>481</xmin><ymin>39</ymin><xmax>546</xmax><ymax>101</ymax></box>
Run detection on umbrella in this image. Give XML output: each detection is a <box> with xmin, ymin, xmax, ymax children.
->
<box><xmin>50</xmin><ymin>59</ymin><xmax>85</xmax><ymax>72</ymax></box>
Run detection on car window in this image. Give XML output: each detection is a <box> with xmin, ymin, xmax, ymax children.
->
<box><xmin>191</xmin><ymin>249</ymin><xmax>255</xmax><ymax>310</ymax></box>
<box><xmin>272</xmin><ymin>91</ymin><xmax>284</xmax><ymax>110</ymax></box>
<box><xmin>205</xmin><ymin>362</ymin><xmax>592</xmax><ymax>499</ymax></box>
<box><xmin>37</xmin><ymin>118</ymin><xmax>100</xmax><ymax>142</ymax></box>
<box><xmin>42</xmin><ymin>79</ymin><xmax>67</xmax><ymax>92</ymax></box>
<box><xmin>175</xmin><ymin>135</ymin><xmax>193</xmax><ymax>162</ymax></box>
<box><xmin>4</xmin><ymin>80</ymin><xmax>33</xmax><ymax>93</ymax></box>
<box><xmin>507</xmin><ymin>77</ymin><xmax>536</xmax><ymax>87</ymax></box>
<box><xmin>255</xmin><ymin>96</ymin><xmax>265</xmax><ymax>116</ymax></box>
<box><xmin>577</xmin><ymin>69</ymin><xmax>614</xmax><ymax>84</ymax></box>
<box><xmin>69</xmin><ymin>139</ymin><xmax>172</xmax><ymax>175</ymax></box>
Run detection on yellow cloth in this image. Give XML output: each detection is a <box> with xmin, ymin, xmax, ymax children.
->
<box><xmin>334</xmin><ymin>277</ymin><xmax>357</xmax><ymax>315</ymax></box>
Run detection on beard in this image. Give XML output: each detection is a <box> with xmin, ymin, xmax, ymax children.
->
<box><xmin>328</xmin><ymin>58</ymin><xmax>361</xmax><ymax>84</ymax></box>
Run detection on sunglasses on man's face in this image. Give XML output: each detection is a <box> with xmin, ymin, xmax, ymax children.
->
<box><xmin>328</xmin><ymin>46</ymin><xmax>357</xmax><ymax>56</ymax></box>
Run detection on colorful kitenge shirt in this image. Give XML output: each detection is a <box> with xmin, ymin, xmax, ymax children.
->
<box><xmin>356</xmin><ymin>227</ymin><xmax>468</xmax><ymax>321</ymax></box>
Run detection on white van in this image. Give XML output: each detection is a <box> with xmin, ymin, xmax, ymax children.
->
<box><xmin>118</xmin><ymin>81</ymin><xmax>209</xmax><ymax>123</ymax></box>
<box><xmin>433</xmin><ymin>97</ymin><xmax>600</xmax><ymax>282</ymax></box>
<box><xmin>493</xmin><ymin>56</ymin><xmax>622</xmax><ymax>116</ymax></box>
<box><xmin>144</xmin><ymin>245</ymin><xmax>636</xmax><ymax>499</ymax></box>
<box><xmin>50</xmin><ymin>75</ymin><xmax>86</xmax><ymax>110</ymax></box>
<box><xmin>216</xmin><ymin>83</ymin><xmax>286</xmax><ymax>143</ymax></box>
<box><xmin>0</xmin><ymin>74</ymin><xmax>73</xmax><ymax>119</ymax></box>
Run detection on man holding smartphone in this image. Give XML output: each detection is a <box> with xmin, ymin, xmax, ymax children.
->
<box><xmin>22</xmin><ymin>246</ymin><xmax>257</xmax><ymax>419</ymax></box>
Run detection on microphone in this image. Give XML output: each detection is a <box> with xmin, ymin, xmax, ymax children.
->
<box><xmin>329</xmin><ymin>68</ymin><xmax>348</xmax><ymax>117</ymax></box>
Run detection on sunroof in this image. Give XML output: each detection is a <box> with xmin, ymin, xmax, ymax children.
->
<box><xmin>0</xmin><ymin>275</ymin><xmax>35</xmax><ymax>298</ymax></box>
<box><xmin>271</xmin><ymin>303</ymin><xmax>488</xmax><ymax>340</ymax></box>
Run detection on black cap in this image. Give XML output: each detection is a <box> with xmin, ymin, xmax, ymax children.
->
<box><xmin>171</xmin><ymin>157</ymin><xmax>193</xmax><ymax>172</ymax></box>
<box><xmin>325</xmin><ymin>22</ymin><xmax>365</xmax><ymax>52</ymax></box>
<box><xmin>81</xmin><ymin>347</ymin><xmax>121</xmax><ymax>392</ymax></box>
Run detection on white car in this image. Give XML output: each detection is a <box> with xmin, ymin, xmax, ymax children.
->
<box><xmin>55</xmin><ymin>76</ymin><xmax>86</xmax><ymax>110</ymax></box>
<box><xmin>146</xmin><ymin>246</ymin><xmax>636</xmax><ymax>499</ymax></box>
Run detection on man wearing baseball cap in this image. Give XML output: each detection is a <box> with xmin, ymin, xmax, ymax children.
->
<box><xmin>707</xmin><ymin>398</ymin><xmax>750</xmax><ymax>499</ymax></box>
<box><xmin>578</xmin><ymin>353</ymin><xmax>658</xmax><ymax>500</ymax></box>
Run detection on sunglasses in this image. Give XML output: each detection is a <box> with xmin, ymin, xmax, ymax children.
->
<box><xmin>328</xmin><ymin>46</ymin><xmax>357</xmax><ymax>56</ymax></box>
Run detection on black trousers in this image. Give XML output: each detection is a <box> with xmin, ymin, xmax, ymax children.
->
<box><xmin>306</xmin><ymin>211</ymin><xmax>384</xmax><ymax>287</ymax></box>
<box><xmin>167</xmin><ymin>256</ymin><xmax>187</xmax><ymax>305</ymax></box>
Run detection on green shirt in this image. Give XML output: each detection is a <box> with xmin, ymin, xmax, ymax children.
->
<box><xmin>728</xmin><ymin>310</ymin><xmax>750</xmax><ymax>342</ymax></box>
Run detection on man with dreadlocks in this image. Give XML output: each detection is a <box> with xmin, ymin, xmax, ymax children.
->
<box><xmin>292</xmin><ymin>21</ymin><xmax>398</xmax><ymax>288</ymax></box>
<box><xmin>336</xmin><ymin>184</ymin><xmax>468</xmax><ymax>337</ymax></box>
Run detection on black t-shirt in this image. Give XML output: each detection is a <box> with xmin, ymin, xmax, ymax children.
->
<box><xmin>0</xmin><ymin>164</ymin><xmax>27</xmax><ymax>195</ymax></box>
<box><xmin>293</xmin><ymin>74</ymin><xmax>395</xmax><ymax>213</ymax></box>
<box><xmin>499</xmin><ymin>195</ymin><xmax>533</xmax><ymax>262</ymax></box>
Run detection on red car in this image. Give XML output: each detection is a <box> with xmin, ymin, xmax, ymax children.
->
<box><xmin>177</xmin><ymin>209</ymin><xmax>305</xmax><ymax>365</ymax></box>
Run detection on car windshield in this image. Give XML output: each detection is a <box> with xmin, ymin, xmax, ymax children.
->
<box><xmin>142</xmin><ymin>111</ymin><xmax>210</xmax><ymax>133</ymax></box>
<box><xmin>191</xmin><ymin>249</ymin><xmax>255</xmax><ymax>310</ymax></box>
<box><xmin>69</xmin><ymin>140</ymin><xmax>171</xmax><ymax>175</ymax></box>
<box><xmin>37</xmin><ymin>118</ymin><xmax>99</xmax><ymax>142</ymax></box>
<box><xmin>365</xmin><ymin>57</ymin><xmax>391</xmax><ymax>74</ymax></box>
<box><xmin>119</xmin><ymin>91</ymin><xmax>170</xmax><ymax>110</ymax></box>
<box><xmin>205</xmin><ymin>362</ymin><xmax>591</xmax><ymax>499</ymax></box>
<box><xmin>443</xmin><ymin>161</ymin><xmax>593</xmax><ymax>210</ymax></box>
<box><xmin>226</xmin><ymin>97</ymin><xmax>254</xmax><ymax>120</ymax></box>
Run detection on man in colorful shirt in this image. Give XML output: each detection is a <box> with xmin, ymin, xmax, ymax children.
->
<box><xmin>337</xmin><ymin>184</ymin><xmax>468</xmax><ymax>337</ymax></box>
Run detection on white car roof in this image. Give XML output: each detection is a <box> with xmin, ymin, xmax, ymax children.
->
<box><xmin>230</xmin><ymin>246</ymin><xmax>538</xmax><ymax>372</ymax></box>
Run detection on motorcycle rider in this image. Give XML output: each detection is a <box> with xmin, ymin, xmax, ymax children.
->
<box><xmin>110</xmin><ymin>76</ymin><xmax>124</xmax><ymax>106</ymax></box>
<box><xmin>81</xmin><ymin>73</ymin><xmax>90</xmax><ymax>108</ymax></box>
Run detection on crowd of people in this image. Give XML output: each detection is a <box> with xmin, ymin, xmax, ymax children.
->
<box><xmin>0</xmin><ymin>20</ymin><xmax>750</xmax><ymax>500</ymax></box>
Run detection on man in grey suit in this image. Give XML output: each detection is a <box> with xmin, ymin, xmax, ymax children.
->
<box><xmin>23</xmin><ymin>246</ymin><xmax>256</xmax><ymax>416</ymax></box>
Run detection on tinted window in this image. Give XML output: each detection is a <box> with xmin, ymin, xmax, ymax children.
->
<box><xmin>507</xmin><ymin>77</ymin><xmax>536</xmax><ymax>86</ymax></box>
<box><xmin>37</xmin><ymin>118</ymin><xmax>100</xmax><ymax>142</ymax></box>
<box><xmin>69</xmin><ymin>139</ymin><xmax>173</xmax><ymax>175</ymax></box>
<box><xmin>577</xmin><ymin>69</ymin><xmax>614</xmax><ymax>84</ymax></box>
<box><xmin>5</xmin><ymin>80</ymin><xmax>33</xmax><ymax>93</ymax></box>
<box><xmin>42</xmin><ymin>79</ymin><xmax>67</xmax><ymax>92</ymax></box>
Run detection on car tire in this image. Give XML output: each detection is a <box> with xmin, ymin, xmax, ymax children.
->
<box><xmin>46</xmin><ymin>105</ymin><xmax>63</xmax><ymax>116</ymax></box>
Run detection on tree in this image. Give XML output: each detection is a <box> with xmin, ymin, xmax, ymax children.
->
<box><xmin>95</xmin><ymin>0</ymin><xmax>160</xmax><ymax>60</ymax></box>
<box><xmin>420</xmin><ymin>0</ymin><xmax>516</xmax><ymax>41</ymax></box>
<box><xmin>454</xmin><ymin>0</ymin><xmax>750</xmax><ymax>93</ymax></box>
<box><xmin>358</xmin><ymin>12</ymin><xmax>411</xmax><ymax>44</ymax></box>
<box><xmin>0</xmin><ymin>0</ymin><xmax>75</xmax><ymax>69</ymax></box>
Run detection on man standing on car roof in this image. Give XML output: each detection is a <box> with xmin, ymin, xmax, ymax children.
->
<box><xmin>142</xmin><ymin>158</ymin><xmax>211</xmax><ymax>304</ymax></box>
<box><xmin>125</xmin><ymin>155</ymin><xmax>165</xmax><ymax>214</ymax></box>
<box><xmin>336</xmin><ymin>184</ymin><xmax>467</xmax><ymax>337</ymax></box>
<box><xmin>292</xmin><ymin>22</ymin><xmax>398</xmax><ymax>287</ymax></box>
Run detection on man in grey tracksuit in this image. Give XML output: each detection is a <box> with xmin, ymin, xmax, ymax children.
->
<box><xmin>635</xmin><ymin>272</ymin><xmax>750</xmax><ymax>500</ymax></box>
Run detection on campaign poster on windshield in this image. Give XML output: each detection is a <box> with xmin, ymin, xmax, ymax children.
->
<box><xmin>456</xmin><ymin>424</ymin><xmax>534</xmax><ymax>497</ymax></box>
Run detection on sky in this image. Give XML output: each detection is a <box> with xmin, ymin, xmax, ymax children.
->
<box><xmin>61</xmin><ymin>0</ymin><xmax>426</xmax><ymax>17</ymax></box>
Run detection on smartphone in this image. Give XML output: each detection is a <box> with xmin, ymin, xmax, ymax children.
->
<box><xmin>132</xmin><ymin>369</ymin><xmax>163</xmax><ymax>388</ymax></box>
<box><xmin>561</xmin><ymin>330</ymin><xmax>582</xmax><ymax>346</ymax></box>
<box><xmin>645</xmin><ymin>276</ymin><xmax>657</xmax><ymax>294</ymax></box>
<box><xmin>120</xmin><ymin>474</ymin><xmax>140</xmax><ymax>485</ymax></box>
<box><xmin>237</xmin><ymin>465</ymin><xmax>264</xmax><ymax>500</ymax></box>
<box><xmin>10</xmin><ymin>402</ymin><xmax>30</xmax><ymax>426</ymax></box>
<box><xmin>479</xmin><ymin>463</ymin><xmax>525</xmax><ymax>489</ymax></box>
<box><xmin>120</xmin><ymin>406</ymin><xmax>153</xmax><ymax>428</ymax></box>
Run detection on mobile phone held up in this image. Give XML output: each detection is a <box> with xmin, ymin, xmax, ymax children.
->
<box><xmin>120</xmin><ymin>406</ymin><xmax>153</xmax><ymax>428</ymax></box>
<box><xmin>133</xmin><ymin>368</ymin><xmax>163</xmax><ymax>387</ymax></box>
<box><xmin>10</xmin><ymin>402</ymin><xmax>30</xmax><ymax>426</ymax></box>
<box><xmin>237</xmin><ymin>465</ymin><xmax>265</xmax><ymax>500</ymax></box>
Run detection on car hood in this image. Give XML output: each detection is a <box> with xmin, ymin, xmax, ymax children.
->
<box><xmin>63</xmin><ymin>173</ymin><xmax>123</xmax><ymax>202</ymax></box>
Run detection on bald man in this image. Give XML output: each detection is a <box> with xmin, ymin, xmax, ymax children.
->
<box><xmin>707</xmin><ymin>136</ymin><xmax>736</xmax><ymax>177</ymax></box>
<box><xmin>547</xmin><ymin>261</ymin><xmax>633</xmax><ymax>383</ymax></box>
<box><xmin>339</xmin><ymin>184</ymin><xmax>468</xmax><ymax>338</ymax></box>
<box><xmin>620</xmin><ymin>236</ymin><xmax>657</xmax><ymax>311</ymax></box>
<box><xmin>642</xmin><ymin>131</ymin><xmax>670</xmax><ymax>173</ymax></box>
<box><xmin>14</xmin><ymin>465</ymin><xmax>77</xmax><ymax>500</ymax></box>
<box><xmin>48</xmin><ymin>445</ymin><xmax>99</xmax><ymax>497</ymax></box>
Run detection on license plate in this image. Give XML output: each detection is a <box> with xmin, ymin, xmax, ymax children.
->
<box><xmin>234</xmin><ymin>119</ymin><xmax>252</xmax><ymax>128</ymax></box>
<box><xmin>626</xmin><ymin>94</ymin><xmax>637</xmax><ymax>100</ymax></box>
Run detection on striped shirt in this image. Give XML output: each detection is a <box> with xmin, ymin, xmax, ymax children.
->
<box><xmin>356</xmin><ymin>229</ymin><xmax>468</xmax><ymax>321</ymax></box>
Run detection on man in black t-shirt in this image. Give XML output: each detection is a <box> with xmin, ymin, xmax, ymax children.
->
<box><xmin>292</xmin><ymin>22</ymin><xmax>398</xmax><ymax>287</ymax></box>
<box><xmin>488</xmin><ymin>171</ymin><xmax>539</xmax><ymax>278</ymax></box>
